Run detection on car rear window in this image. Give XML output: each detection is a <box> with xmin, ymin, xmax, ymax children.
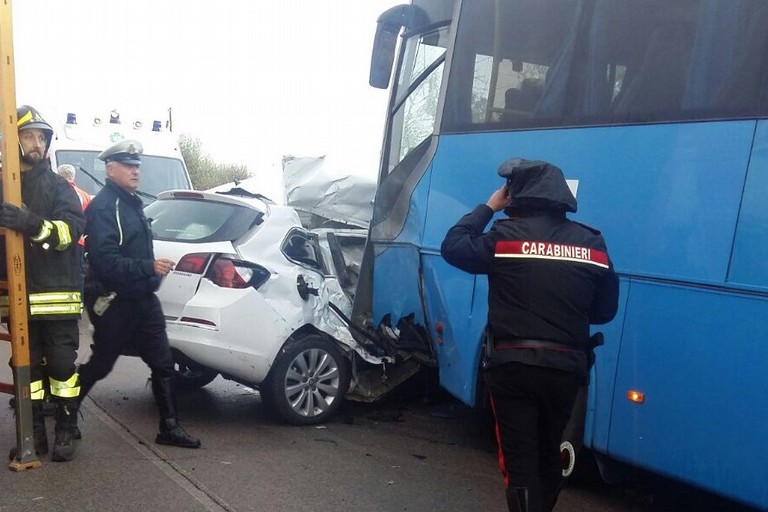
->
<box><xmin>145</xmin><ymin>198</ymin><xmax>263</xmax><ymax>243</ymax></box>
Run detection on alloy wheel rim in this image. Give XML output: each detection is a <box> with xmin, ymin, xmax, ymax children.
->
<box><xmin>283</xmin><ymin>348</ymin><xmax>341</xmax><ymax>417</ymax></box>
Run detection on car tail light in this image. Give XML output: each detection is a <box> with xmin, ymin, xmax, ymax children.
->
<box><xmin>176</xmin><ymin>253</ymin><xmax>212</xmax><ymax>274</ymax></box>
<box><xmin>208</xmin><ymin>258</ymin><xmax>253</xmax><ymax>288</ymax></box>
<box><xmin>175</xmin><ymin>253</ymin><xmax>270</xmax><ymax>289</ymax></box>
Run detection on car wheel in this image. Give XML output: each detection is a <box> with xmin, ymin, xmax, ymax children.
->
<box><xmin>264</xmin><ymin>335</ymin><xmax>350</xmax><ymax>426</ymax></box>
<box><xmin>174</xmin><ymin>354</ymin><xmax>218</xmax><ymax>389</ymax></box>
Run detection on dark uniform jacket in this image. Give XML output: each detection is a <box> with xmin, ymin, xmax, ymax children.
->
<box><xmin>85</xmin><ymin>179</ymin><xmax>160</xmax><ymax>299</ymax></box>
<box><xmin>0</xmin><ymin>160</ymin><xmax>85</xmax><ymax>320</ymax></box>
<box><xmin>441</xmin><ymin>174</ymin><xmax>619</xmax><ymax>377</ymax></box>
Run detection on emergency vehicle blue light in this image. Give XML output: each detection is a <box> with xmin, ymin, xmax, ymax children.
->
<box><xmin>152</xmin><ymin>120</ymin><xmax>162</xmax><ymax>132</ymax></box>
<box><xmin>66</xmin><ymin>113</ymin><xmax>77</xmax><ymax>124</ymax></box>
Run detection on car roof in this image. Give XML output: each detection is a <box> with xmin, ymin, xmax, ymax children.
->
<box><xmin>155</xmin><ymin>188</ymin><xmax>271</xmax><ymax>210</ymax></box>
<box><xmin>154</xmin><ymin>188</ymin><xmax>304</xmax><ymax>227</ymax></box>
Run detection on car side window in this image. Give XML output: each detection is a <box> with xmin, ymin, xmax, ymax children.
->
<box><xmin>282</xmin><ymin>231</ymin><xmax>323</xmax><ymax>271</ymax></box>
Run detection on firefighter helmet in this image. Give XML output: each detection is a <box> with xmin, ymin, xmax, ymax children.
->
<box><xmin>17</xmin><ymin>105</ymin><xmax>54</xmax><ymax>154</ymax></box>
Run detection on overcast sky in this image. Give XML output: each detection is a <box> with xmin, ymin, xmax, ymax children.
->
<box><xmin>11</xmin><ymin>0</ymin><xmax>400</xmax><ymax>196</ymax></box>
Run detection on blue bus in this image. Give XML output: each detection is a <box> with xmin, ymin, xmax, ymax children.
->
<box><xmin>352</xmin><ymin>1</ymin><xmax>768</xmax><ymax>509</ymax></box>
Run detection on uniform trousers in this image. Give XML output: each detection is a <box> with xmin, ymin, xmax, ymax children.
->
<box><xmin>29</xmin><ymin>320</ymin><xmax>79</xmax><ymax>387</ymax></box>
<box><xmin>79</xmin><ymin>293</ymin><xmax>174</xmax><ymax>384</ymax></box>
<box><xmin>485</xmin><ymin>361</ymin><xmax>580</xmax><ymax>511</ymax></box>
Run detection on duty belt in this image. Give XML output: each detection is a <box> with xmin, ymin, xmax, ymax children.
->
<box><xmin>494</xmin><ymin>338</ymin><xmax>582</xmax><ymax>353</ymax></box>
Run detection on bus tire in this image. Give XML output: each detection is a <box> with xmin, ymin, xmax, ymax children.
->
<box><xmin>560</xmin><ymin>385</ymin><xmax>588</xmax><ymax>478</ymax></box>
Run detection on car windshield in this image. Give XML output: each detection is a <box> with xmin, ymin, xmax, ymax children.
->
<box><xmin>145</xmin><ymin>198</ymin><xmax>263</xmax><ymax>243</ymax></box>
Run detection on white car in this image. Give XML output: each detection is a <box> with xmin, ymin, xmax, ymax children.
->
<box><xmin>145</xmin><ymin>187</ymin><xmax>388</xmax><ymax>425</ymax></box>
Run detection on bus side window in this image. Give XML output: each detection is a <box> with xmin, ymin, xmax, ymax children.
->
<box><xmin>712</xmin><ymin>5</ymin><xmax>768</xmax><ymax>115</ymax></box>
<box><xmin>611</xmin><ymin>23</ymin><xmax>695</xmax><ymax>120</ymax></box>
<box><xmin>501</xmin><ymin>78</ymin><xmax>544</xmax><ymax>126</ymax></box>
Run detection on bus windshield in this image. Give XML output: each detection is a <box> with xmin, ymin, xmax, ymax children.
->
<box><xmin>443</xmin><ymin>0</ymin><xmax>768</xmax><ymax>133</ymax></box>
<box><xmin>56</xmin><ymin>149</ymin><xmax>191</xmax><ymax>199</ymax></box>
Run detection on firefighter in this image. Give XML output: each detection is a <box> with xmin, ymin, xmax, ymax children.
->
<box><xmin>77</xmin><ymin>139</ymin><xmax>200</xmax><ymax>448</ymax></box>
<box><xmin>0</xmin><ymin>105</ymin><xmax>85</xmax><ymax>462</ymax></box>
<box><xmin>440</xmin><ymin>158</ymin><xmax>619</xmax><ymax>512</ymax></box>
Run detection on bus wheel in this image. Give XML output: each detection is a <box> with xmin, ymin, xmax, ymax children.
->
<box><xmin>560</xmin><ymin>385</ymin><xmax>588</xmax><ymax>478</ymax></box>
<box><xmin>560</xmin><ymin>440</ymin><xmax>578</xmax><ymax>478</ymax></box>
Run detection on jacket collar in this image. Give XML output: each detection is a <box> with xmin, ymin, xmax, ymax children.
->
<box><xmin>22</xmin><ymin>159</ymin><xmax>52</xmax><ymax>179</ymax></box>
<box><xmin>105</xmin><ymin>179</ymin><xmax>143</xmax><ymax>207</ymax></box>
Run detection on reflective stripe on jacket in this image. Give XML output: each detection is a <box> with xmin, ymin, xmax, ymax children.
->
<box><xmin>85</xmin><ymin>180</ymin><xmax>159</xmax><ymax>299</ymax></box>
<box><xmin>0</xmin><ymin>160</ymin><xmax>85</xmax><ymax>321</ymax></box>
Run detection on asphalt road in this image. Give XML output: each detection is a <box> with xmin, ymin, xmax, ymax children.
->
<box><xmin>0</xmin><ymin>327</ymin><xmax>761</xmax><ymax>512</ymax></box>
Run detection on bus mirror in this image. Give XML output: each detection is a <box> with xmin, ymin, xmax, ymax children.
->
<box><xmin>369</xmin><ymin>5</ymin><xmax>410</xmax><ymax>89</ymax></box>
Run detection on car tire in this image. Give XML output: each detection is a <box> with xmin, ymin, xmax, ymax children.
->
<box><xmin>264</xmin><ymin>335</ymin><xmax>350</xmax><ymax>426</ymax></box>
<box><xmin>174</xmin><ymin>355</ymin><xmax>219</xmax><ymax>389</ymax></box>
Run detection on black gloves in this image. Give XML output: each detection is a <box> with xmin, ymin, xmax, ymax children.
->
<box><xmin>0</xmin><ymin>202</ymin><xmax>44</xmax><ymax>236</ymax></box>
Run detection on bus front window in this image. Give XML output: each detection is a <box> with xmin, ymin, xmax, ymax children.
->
<box><xmin>387</xmin><ymin>26</ymin><xmax>449</xmax><ymax>173</ymax></box>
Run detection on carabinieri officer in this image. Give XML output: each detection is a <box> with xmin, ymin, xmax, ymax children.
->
<box><xmin>441</xmin><ymin>158</ymin><xmax>619</xmax><ymax>512</ymax></box>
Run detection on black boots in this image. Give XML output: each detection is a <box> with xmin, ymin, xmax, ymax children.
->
<box><xmin>32</xmin><ymin>400</ymin><xmax>49</xmax><ymax>455</ymax></box>
<box><xmin>541</xmin><ymin>480</ymin><xmax>564</xmax><ymax>512</ymax></box>
<box><xmin>505</xmin><ymin>484</ymin><xmax>559</xmax><ymax>512</ymax></box>
<box><xmin>152</xmin><ymin>376</ymin><xmax>201</xmax><ymax>448</ymax></box>
<box><xmin>8</xmin><ymin>398</ymin><xmax>77</xmax><ymax>462</ymax></box>
<box><xmin>8</xmin><ymin>400</ymin><xmax>49</xmax><ymax>460</ymax></box>
<box><xmin>51</xmin><ymin>398</ymin><xmax>78</xmax><ymax>462</ymax></box>
<box><xmin>156</xmin><ymin>418</ymin><xmax>202</xmax><ymax>448</ymax></box>
<box><xmin>506</xmin><ymin>487</ymin><xmax>538</xmax><ymax>512</ymax></box>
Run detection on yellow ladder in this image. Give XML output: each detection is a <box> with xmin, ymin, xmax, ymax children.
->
<box><xmin>0</xmin><ymin>0</ymin><xmax>41</xmax><ymax>470</ymax></box>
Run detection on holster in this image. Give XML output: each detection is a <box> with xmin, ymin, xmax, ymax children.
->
<box><xmin>582</xmin><ymin>331</ymin><xmax>604</xmax><ymax>385</ymax></box>
<box><xmin>83</xmin><ymin>256</ymin><xmax>107</xmax><ymax>297</ymax></box>
<box><xmin>586</xmin><ymin>332</ymin><xmax>604</xmax><ymax>370</ymax></box>
<box><xmin>482</xmin><ymin>326</ymin><xmax>495</xmax><ymax>369</ymax></box>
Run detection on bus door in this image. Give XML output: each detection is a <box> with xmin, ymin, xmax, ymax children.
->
<box><xmin>353</xmin><ymin>3</ymin><xmax>454</xmax><ymax>375</ymax></box>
